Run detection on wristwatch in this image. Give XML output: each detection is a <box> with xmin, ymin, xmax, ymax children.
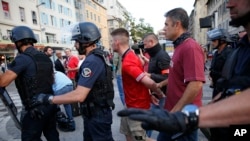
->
<box><xmin>181</xmin><ymin>104</ymin><xmax>199</xmax><ymax>130</ymax></box>
<box><xmin>48</xmin><ymin>95</ymin><xmax>54</xmax><ymax>104</ymax></box>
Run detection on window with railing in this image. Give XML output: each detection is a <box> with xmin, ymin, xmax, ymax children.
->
<box><xmin>19</xmin><ymin>7</ymin><xmax>26</xmax><ymax>22</ymax></box>
<box><xmin>58</xmin><ymin>5</ymin><xmax>63</xmax><ymax>13</ymax></box>
<box><xmin>60</xmin><ymin>18</ymin><xmax>64</xmax><ymax>27</ymax></box>
<box><xmin>50</xmin><ymin>15</ymin><xmax>57</xmax><ymax>27</ymax></box>
<box><xmin>32</xmin><ymin>11</ymin><xmax>37</xmax><ymax>25</ymax></box>
<box><xmin>86</xmin><ymin>10</ymin><xmax>89</xmax><ymax>18</ymax></box>
<box><xmin>45</xmin><ymin>33</ymin><xmax>56</xmax><ymax>43</ymax></box>
<box><xmin>41</xmin><ymin>12</ymin><xmax>49</xmax><ymax>25</ymax></box>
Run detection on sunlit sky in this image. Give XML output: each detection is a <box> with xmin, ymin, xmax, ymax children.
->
<box><xmin>118</xmin><ymin>0</ymin><xmax>195</xmax><ymax>33</ymax></box>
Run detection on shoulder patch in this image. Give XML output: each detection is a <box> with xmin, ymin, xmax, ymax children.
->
<box><xmin>82</xmin><ymin>68</ymin><xmax>92</xmax><ymax>77</ymax></box>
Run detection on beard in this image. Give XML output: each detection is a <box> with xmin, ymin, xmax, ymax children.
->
<box><xmin>77</xmin><ymin>43</ymin><xmax>87</xmax><ymax>55</ymax></box>
<box><xmin>15</xmin><ymin>43</ymin><xmax>22</xmax><ymax>53</ymax></box>
<box><xmin>229</xmin><ymin>11</ymin><xmax>250</xmax><ymax>27</ymax></box>
<box><xmin>77</xmin><ymin>48</ymin><xmax>86</xmax><ymax>55</ymax></box>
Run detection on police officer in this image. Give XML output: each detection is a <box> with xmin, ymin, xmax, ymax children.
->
<box><xmin>30</xmin><ymin>22</ymin><xmax>115</xmax><ymax>141</ymax></box>
<box><xmin>207</xmin><ymin>28</ymin><xmax>233</xmax><ymax>99</ymax></box>
<box><xmin>0</xmin><ymin>26</ymin><xmax>59</xmax><ymax>141</ymax></box>
<box><xmin>207</xmin><ymin>28</ymin><xmax>234</xmax><ymax>141</ymax></box>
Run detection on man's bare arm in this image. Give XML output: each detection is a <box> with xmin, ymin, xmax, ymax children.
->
<box><xmin>199</xmin><ymin>88</ymin><xmax>250</xmax><ymax>128</ymax></box>
<box><xmin>157</xmin><ymin>79</ymin><xmax>168</xmax><ymax>88</ymax></box>
<box><xmin>171</xmin><ymin>81</ymin><xmax>203</xmax><ymax>112</ymax></box>
<box><xmin>0</xmin><ymin>70</ymin><xmax>17</xmax><ymax>87</ymax></box>
<box><xmin>140</xmin><ymin>75</ymin><xmax>164</xmax><ymax>97</ymax></box>
<box><xmin>52</xmin><ymin>85</ymin><xmax>91</xmax><ymax>104</ymax></box>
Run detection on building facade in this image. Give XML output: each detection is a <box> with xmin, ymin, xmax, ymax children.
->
<box><xmin>96</xmin><ymin>0</ymin><xmax>130</xmax><ymax>49</ymax></box>
<box><xmin>0</xmin><ymin>0</ymin><xmax>78</xmax><ymax>60</ymax></box>
<box><xmin>206</xmin><ymin>0</ymin><xmax>244</xmax><ymax>34</ymax></box>
<box><xmin>193</xmin><ymin>0</ymin><xmax>208</xmax><ymax>46</ymax></box>
<box><xmin>82</xmin><ymin>0</ymin><xmax>109</xmax><ymax>48</ymax></box>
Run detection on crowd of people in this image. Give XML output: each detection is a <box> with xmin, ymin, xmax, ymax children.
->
<box><xmin>0</xmin><ymin>0</ymin><xmax>250</xmax><ymax>140</ymax></box>
<box><xmin>118</xmin><ymin>1</ymin><xmax>250</xmax><ymax>141</ymax></box>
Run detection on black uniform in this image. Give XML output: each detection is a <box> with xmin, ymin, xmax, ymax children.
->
<box><xmin>209</xmin><ymin>46</ymin><xmax>232</xmax><ymax>98</ymax></box>
<box><xmin>8</xmin><ymin>47</ymin><xmax>59</xmax><ymax>141</ymax></box>
<box><xmin>211</xmin><ymin>35</ymin><xmax>250</xmax><ymax>141</ymax></box>
<box><xmin>78</xmin><ymin>48</ymin><xmax>115</xmax><ymax>141</ymax></box>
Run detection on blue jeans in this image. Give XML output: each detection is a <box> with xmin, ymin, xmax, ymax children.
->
<box><xmin>116</xmin><ymin>75</ymin><xmax>125</xmax><ymax>105</ymax></box>
<box><xmin>83</xmin><ymin>108</ymin><xmax>114</xmax><ymax>141</ymax></box>
<box><xmin>157</xmin><ymin>129</ymin><xmax>198</xmax><ymax>141</ymax></box>
<box><xmin>147</xmin><ymin>97</ymin><xmax>166</xmax><ymax>137</ymax></box>
<box><xmin>54</xmin><ymin>85</ymin><xmax>74</xmax><ymax>120</ymax></box>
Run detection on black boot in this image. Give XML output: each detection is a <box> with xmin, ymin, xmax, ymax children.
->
<box><xmin>57</xmin><ymin>111</ymin><xmax>70</xmax><ymax>132</ymax></box>
<box><xmin>67</xmin><ymin>119</ymin><xmax>75</xmax><ymax>131</ymax></box>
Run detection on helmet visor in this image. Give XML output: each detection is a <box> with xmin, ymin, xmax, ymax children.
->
<box><xmin>71</xmin><ymin>24</ymin><xmax>81</xmax><ymax>41</ymax></box>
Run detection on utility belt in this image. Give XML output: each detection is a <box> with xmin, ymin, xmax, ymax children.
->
<box><xmin>218</xmin><ymin>88</ymin><xmax>241</xmax><ymax>101</ymax></box>
<box><xmin>24</xmin><ymin>93</ymin><xmax>53</xmax><ymax>110</ymax></box>
<box><xmin>80</xmin><ymin>102</ymin><xmax>111</xmax><ymax>118</ymax></box>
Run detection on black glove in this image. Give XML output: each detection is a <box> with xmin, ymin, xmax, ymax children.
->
<box><xmin>0</xmin><ymin>87</ymin><xmax>5</xmax><ymax>94</ymax></box>
<box><xmin>117</xmin><ymin>107</ymin><xmax>187</xmax><ymax>133</ymax></box>
<box><xmin>29</xmin><ymin>105</ymin><xmax>45</xmax><ymax>120</ymax></box>
<box><xmin>29</xmin><ymin>93</ymin><xmax>51</xmax><ymax>108</ymax></box>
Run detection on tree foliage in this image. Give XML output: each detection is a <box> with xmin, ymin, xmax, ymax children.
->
<box><xmin>122</xmin><ymin>13</ymin><xmax>154</xmax><ymax>42</ymax></box>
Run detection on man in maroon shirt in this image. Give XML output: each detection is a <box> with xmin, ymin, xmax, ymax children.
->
<box><xmin>157</xmin><ymin>8</ymin><xmax>205</xmax><ymax>141</ymax></box>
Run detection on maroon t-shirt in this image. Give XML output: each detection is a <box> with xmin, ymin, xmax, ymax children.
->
<box><xmin>165</xmin><ymin>38</ymin><xmax>205</xmax><ymax>111</ymax></box>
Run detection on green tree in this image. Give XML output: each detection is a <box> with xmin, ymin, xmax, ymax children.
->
<box><xmin>122</xmin><ymin>13</ymin><xmax>154</xmax><ymax>42</ymax></box>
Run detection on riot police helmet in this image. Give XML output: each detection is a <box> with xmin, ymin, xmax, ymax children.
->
<box><xmin>207</xmin><ymin>28</ymin><xmax>232</xmax><ymax>42</ymax></box>
<box><xmin>10</xmin><ymin>26</ymin><xmax>37</xmax><ymax>43</ymax></box>
<box><xmin>71</xmin><ymin>22</ymin><xmax>101</xmax><ymax>44</ymax></box>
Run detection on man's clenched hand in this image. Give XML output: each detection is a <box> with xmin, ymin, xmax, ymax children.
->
<box><xmin>29</xmin><ymin>93</ymin><xmax>51</xmax><ymax>108</ymax></box>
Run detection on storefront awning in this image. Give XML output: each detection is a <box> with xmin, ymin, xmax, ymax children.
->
<box><xmin>0</xmin><ymin>43</ymin><xmax>45</xmax><ymax>50</ymax></box>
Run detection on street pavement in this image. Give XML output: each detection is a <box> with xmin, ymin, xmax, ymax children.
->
<box><xmin>0</xmin><ymin>66</ymin><xmax>212</xmax><ymax>141</ymax></box>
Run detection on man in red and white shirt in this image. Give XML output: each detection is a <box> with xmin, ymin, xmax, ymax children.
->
<box><xmin>111</xmin><ymin>28</ymin><xmax>164</xmax><ymax>141</ymax></box>
<box><xmin>64</xmin><ymin>48</ymin><xmax>79</xmax><ymax>88</ymax></box>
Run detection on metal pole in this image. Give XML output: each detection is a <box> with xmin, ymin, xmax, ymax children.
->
<box><xmin>36</xmin><ymin>2</ymin><xmax>45</xmax><ymax>43</ymax></box>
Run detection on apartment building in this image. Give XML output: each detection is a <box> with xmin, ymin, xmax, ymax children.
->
<box><xmin>1</xmin><ymin>0</ymin><xmax>44</xmax><ymax>58</ymax></box>
<box><xmin>98</xmin><ymin>0</ymin><xmax>129</xmax><ymax>30</ymax></box>
<box><xmin>96</xmin><ymin>0</ymin><xmax>130</xmax><ymax>48</ymax></box>
<box><xmin>81</xmin><ymin>0</ymin><xmax>109</xmax><ymax>48</ymax></box>
<box><xmin>193</xmin><ymin>0</ymin><xmax>208</xmax><ymax>46</ymax></box>
<box><xmin>0</xmin><ymin>0</ymin><xmax>78</xmax><ymax>59</ymax></box>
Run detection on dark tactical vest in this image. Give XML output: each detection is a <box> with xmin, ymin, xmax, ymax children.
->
<box><xmin>210</xmin><ymin>47</ymin><xmax>232</xmax><ymax>85</ymax></box>
<box><xmin>80</xmin><ymin>49</ymin><xmax>115</xmax><ymax>118</ymax></box>
<box><xmin>15</xmin><ymin>48</ymin><xmax>54</xmax><ymax>108</ymax></box>
<box><xmin>217</xmin><ymin>45</ymin><xmax>250</xmax><ymax>99</ymax></box>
